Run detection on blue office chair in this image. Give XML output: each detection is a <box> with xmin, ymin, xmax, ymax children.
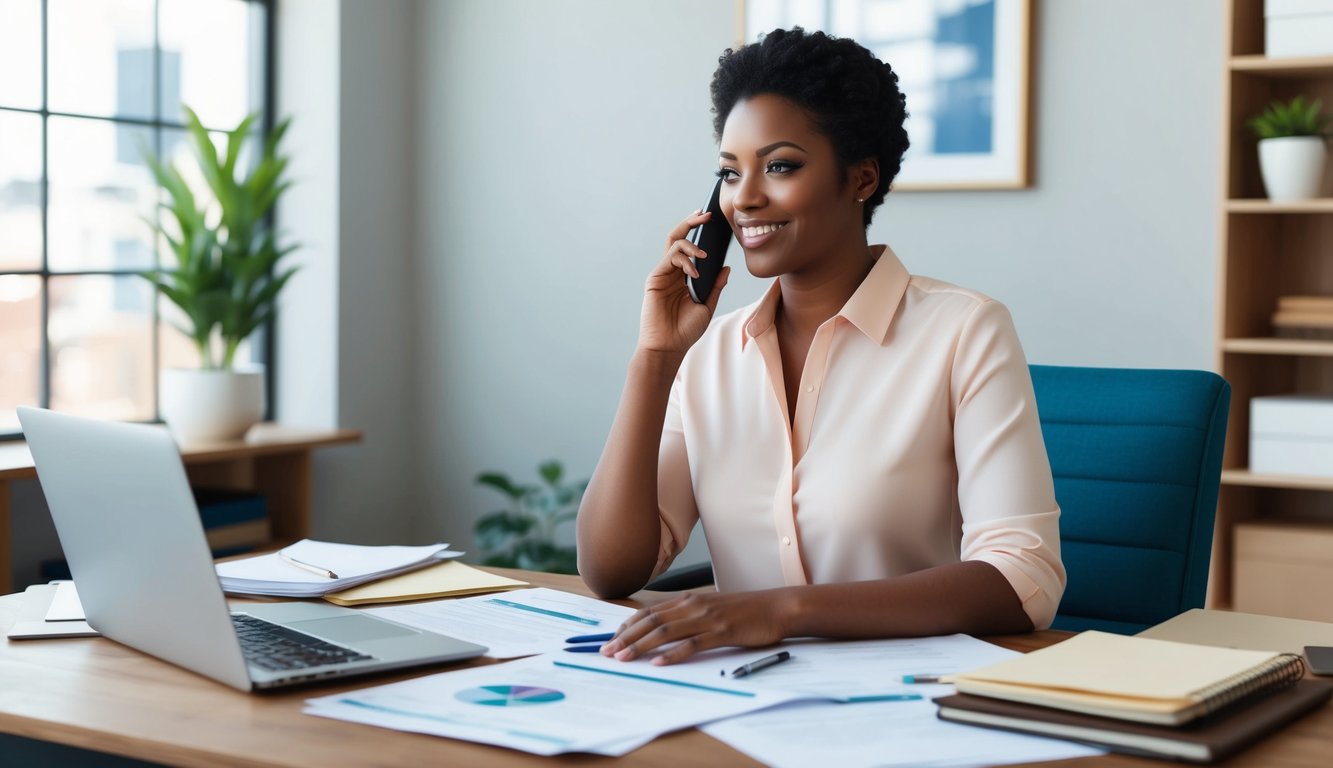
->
<box><xmin>1032</xmin><ymin>365</ymin><xmax>1229</xmax><ymax>634</ymax></box>
<box><xmin>646</xmin><ymin>365</ymin><xmax>1230</xmax><ymax>636</ymax></box>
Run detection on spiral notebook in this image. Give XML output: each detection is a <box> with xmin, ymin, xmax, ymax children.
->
<box><xmin>951</xmin><ymin>630</ymin><xmax>1306</xmax><ymax>726</ymax></box>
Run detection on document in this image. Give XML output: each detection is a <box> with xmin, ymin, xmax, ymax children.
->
<box><xmin>304</xmin><ymin>653</ymin><xmax>801</xmax><ymax>756</ymax></box>
<box><xmin>701</xmin><ymin>698</ymin><xmax>1105</xmax><ymax>768</ymax></box>
<box><xmin>324</xmin><ymin>561</ymin><xmax>528</xmax><ymax>606</ymax></box>
<box><xmin>563</xmin><ymin>633</ymin><xmax>1019</xmax><ymax>702</ymax></box>
<box><xmin>366</xmin><ymin>587</ymin><xmax>636</xmax><ymax>658</ymax></box>
<box><xmin>214</xmin><ymin>540</ymin><xmax>463</xmax><ymax>597</ymax></box>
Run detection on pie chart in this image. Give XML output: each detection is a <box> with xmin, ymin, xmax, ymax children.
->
<box><xmin>455</xmin><ymin>685</ymin><xmax>566</xmax><ymax>707</ymax></box>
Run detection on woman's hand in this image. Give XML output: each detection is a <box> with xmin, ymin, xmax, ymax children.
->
<box><xmin>600</xmin><ymin>590</ymin><xmax>792</xmax><ymax>665</ymax></box>
<box><xmin>637</xmin><ymin>211</ymin><xmax>731</xmax><ymax>356</ymax></box>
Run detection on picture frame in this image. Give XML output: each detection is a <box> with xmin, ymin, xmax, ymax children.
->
<box><xmin>738</xmin><ymin>0</ymin><xmax>1033</xmax><ymax>190</ymax></box>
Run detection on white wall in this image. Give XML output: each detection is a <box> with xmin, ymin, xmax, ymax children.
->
<box><xmin>408</xmin><ymin>0</ymin><xmax>1224</xmax><ymax>562</ymax></box>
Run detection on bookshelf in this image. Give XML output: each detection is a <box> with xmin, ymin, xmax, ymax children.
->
<box><xmin>1214</xmin><ymin>0</ymin><xmax>1333</xmax><ymax>619</ymax></box>
<box><xmin>0</xmin><ymin>425</ymin><xmax>361</xmax><ymax>594</ymax></box>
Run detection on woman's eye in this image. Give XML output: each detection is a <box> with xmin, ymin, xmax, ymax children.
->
<box><xmin>715</xmin><ymin>168</ymin><xmax>738</xmax><ymax>182</ymax></box>
<box><xmin>766</xmin><ymin>160</ymin><xmax>801</xmax><ymax>174</ymax></box>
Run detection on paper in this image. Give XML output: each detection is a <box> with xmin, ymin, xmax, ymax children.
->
<box><xmin>305</xmin><ymin>653</ymin><xmax>800</xmax><ymax>756</ymax></box>
<box><xmin>324</xmin><ymin>561</ymin><xmax>528</xmax><ymax>606</ymax></box>
<box><xmin>365</xmin><ymin>587</ymin><xmax>635</xmax><ymax>658</ymax></box>
<box><xmin>569</xmin><ymin>634</ymin><xmax>1020</xmax><ymax>703</ymax></box>
<box><xmin>6</xmin><ymin>584</ymin><xmax>100</xmax><ymax>640</ymax></box>
<box><xmin>214</xmin><ymin>540</ymin><xmax>463</xmax><ymax>597</ymax></box>
<box><xmin>44</xmin><ymin>581</ymin><xmax>86</xmax><ymax>621</ymax></box>
<box><xmin>701</xmin><ymin>698</ymin><xmax>1105</xmax><ymax>768</ymax></box>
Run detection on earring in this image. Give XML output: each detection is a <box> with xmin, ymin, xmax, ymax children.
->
<box><xmin>856</xmin><ymin>198</ymin><xmax>865</xmax><ymax>203</ymax></box>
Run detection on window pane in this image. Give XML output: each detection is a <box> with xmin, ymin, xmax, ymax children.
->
<box><xmin>0</xmin><ymin>274</ymin><xmax>42</xmax><ymax>432</ymax></box>
<box><xmin>49</xmin><ymin>0</ymin><xmax>155</xmax><ymax>120</ymax></box>
<box><xmin>0</xmin><ymin>110</ymin><xmax>43</xmax><ymax>270</ymax></box>
<box><xmin>47</xmin><ymin>116</ymin><xmax>156</xmax><ymax>271</ymax></box>
<box><xmin>49</xmin><ymin>274</ymin><xmax>155</xmax><ymax>421</ymax></box>
<box><xmin>0</xmin><ymin>0</ymin><xmax>42</xmax><ymax>109</ymax></box>
<box><xmin>160</xmin><ymin>0</ymin><xmax>266</xmax><ymax>129</ymax></box>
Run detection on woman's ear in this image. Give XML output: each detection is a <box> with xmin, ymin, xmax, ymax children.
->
<box><xmin>850</xmin><ymin>157</ymin><xmax>880</xmax><ymax>202</ymax></box>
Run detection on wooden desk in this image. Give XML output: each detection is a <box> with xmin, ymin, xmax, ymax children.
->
<box><xmin>0</xmin><ymin>425</ymin><xmax>361</xmax><ymax>594</ymax></box>
<box><xmin>1</xmin><ymin>570</ymin><xmax>1331</xmax><ymax>767</ymax></box>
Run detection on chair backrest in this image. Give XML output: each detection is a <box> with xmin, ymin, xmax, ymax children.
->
<box><xmin>1029</xmin><ymin>365</ymin><xmax>1230</xmax><ymax>635</ymax></box>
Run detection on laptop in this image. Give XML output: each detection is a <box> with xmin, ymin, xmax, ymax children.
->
<box><xmin>17</xmin><ymin>406</ymin><xmax>487</xmax><ymax>691</ymax></box>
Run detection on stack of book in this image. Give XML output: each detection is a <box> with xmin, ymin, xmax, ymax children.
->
<box><xmin>194</xmin><ymin>488</ymin><xmax>270</xmax><ymax>557</ymax></box>
<box><xmin>934</xmin><ymin>631</ymin><xmax>1330</xmax><ymax>763</ymax></box>
<box><xmin>1272</xmin><ymin>295</ymin><xmax>1333</xmax><ymax>335</ymax></box>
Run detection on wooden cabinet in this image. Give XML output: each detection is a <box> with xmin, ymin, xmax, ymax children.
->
<box><xmin>1213</xmin><ymin>0</ymin><xmax>1333</xmax><ymax>616</ymax></box>
<box><xmin>0</xmin><ymin>425</ymin><xmax>361</xmax><ymax>594</ymax></box>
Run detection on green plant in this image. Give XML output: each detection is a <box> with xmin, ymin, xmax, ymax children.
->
<box><xmin>141</xmin><ymin>107</ymin><xmax>299</xmax><ymax>369</ymax></box>
<box><xmin>1246</xmin><ymin>96</ymin><xmax>1331</xmax><ymax>139</ymax></box>
<box><xmin>475</xmin><ymin>461</ymin><xmax>586</xmax><ymax>574</ymax></box>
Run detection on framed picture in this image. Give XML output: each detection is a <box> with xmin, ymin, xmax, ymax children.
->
<box><xmin>739</xmin><ymin>0</ymin><xmax>1032</xmax><ymax>190</ymax></box>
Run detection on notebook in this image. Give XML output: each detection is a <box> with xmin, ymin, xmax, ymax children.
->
<box><xmin>1139</xmin><ymin>608</ymin><xmax>1333</xmax><ymax>655</ymax></box>
<box><xmin>17</xmin><ymin>406</ymin><xmax>487</xmax><ymax>691</ymax></box>
<box><xmin>323</xmin><ymin>560</ymin><xmax>529</xmax><ymax>606</ymax></box>
<box><xmin>935</xmin><ymin>681</ymin><xmax>1332</xmax><ymax>764</ymax></box>
<box><xmin>951</xmin><ymin>630</ymin><xmax>1306</xmax><ymax>725</ymax></box>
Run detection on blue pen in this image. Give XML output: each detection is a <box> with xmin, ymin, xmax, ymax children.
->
<box><xmin>566</xmin><ymin>632</ymin><xmax>615</xmax><ymax>644</ymax></box>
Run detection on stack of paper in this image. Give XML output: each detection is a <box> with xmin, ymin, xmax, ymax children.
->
<box><xmin>324</xmin><ymin>561</ymin><xmax>529</xmax><ymax>606</ymax></box>
<box><xmin>215</xmin><ymin>540</ymin><xmax>463</xmax><ymax>597</ymax></box>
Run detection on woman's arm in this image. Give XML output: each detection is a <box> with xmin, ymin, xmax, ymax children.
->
<box><xmin>577</xmin><ymin>211</ymin><xmax>730</xmax><ymax>598</ymax></box>
<box><xmin>601</xmin><ymin>560</ymin><xmax>1031</xmax><ymax>664</ymax></box>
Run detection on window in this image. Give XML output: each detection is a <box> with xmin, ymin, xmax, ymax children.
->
<box><xmin>0</xmin><ymin>0</ymin><xmax>273</xmax><ymax>437</ymax></box>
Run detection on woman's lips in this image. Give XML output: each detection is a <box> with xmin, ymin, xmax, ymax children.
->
<box><xmin>737</xmin><ymin>222</ymin><xmax>787</xmax><ymax>248</ymax></box>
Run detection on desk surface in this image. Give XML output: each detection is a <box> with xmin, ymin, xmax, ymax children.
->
<box><xmin>2</xmin><ymin>569</ymin><xmax>1330</xmax><ymax>768</ymax></box>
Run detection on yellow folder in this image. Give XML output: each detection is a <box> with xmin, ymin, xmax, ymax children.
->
<box><xmin>323</xmin><ymin>560</ymin><xmax>528</xmax><ymax>606</ymax></box>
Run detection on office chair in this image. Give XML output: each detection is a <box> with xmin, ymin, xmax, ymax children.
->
<box><xmin>645</xmin><ymin>365</ymin><xmax>1230</xmax><ymax>637</ymax></box>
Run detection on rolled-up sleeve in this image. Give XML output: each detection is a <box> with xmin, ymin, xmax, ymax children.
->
<box><xmin>950</xmin><ymin>300</ymin><xmax>1066</xmax><ymax>629</ymax></box>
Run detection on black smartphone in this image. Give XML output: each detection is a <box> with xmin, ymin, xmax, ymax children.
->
<box><xmin>1306</xmin><ymin>645</ymin><xmax>1333</xmax><ymax>675</ymax></box>
<box><xmin>685</xmin><ymin>178</ymin><xmax>732</xmax><ymax>304</ymax></box>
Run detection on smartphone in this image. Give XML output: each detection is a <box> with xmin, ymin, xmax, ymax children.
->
<box><xmin>685</xmin><ymin>178</ymin><xmax>733</xmax><ymax>304</ymax></box>
<box><xmin>1306</xmin><ymin>645</ymin><xmax>1333</xmax><ymax>675</ymax></box>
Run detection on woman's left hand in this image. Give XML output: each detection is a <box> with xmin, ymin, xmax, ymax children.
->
<box><xmin>600</xmin><ymin>590</ymin><xmax>793</xmax><ymax>665</ymax></box>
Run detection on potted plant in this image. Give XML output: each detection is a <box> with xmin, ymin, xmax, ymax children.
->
<box><xmin>142</xmin><ymin>107</ymin><xmax>298</xmax><ymax>442</ymax></box>
<box><xmin>1246</xmin><ymin>95</ymin><xmax>1331</xmax><ymax>201</ymax></box>
<box><xmin>474</xmin><ymin>461</ymin><xmax>585</xmax><ymax>574</ymax></box>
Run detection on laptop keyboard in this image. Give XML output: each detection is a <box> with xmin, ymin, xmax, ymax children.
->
<box><xmin>231</xmin><ymin>613</ymin><xmax>375</xmax><ymax>672</ymax></box>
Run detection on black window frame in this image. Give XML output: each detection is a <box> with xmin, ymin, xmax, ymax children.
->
<box><xmin>0</xmin><ymin>0</ymin><xmax>278</xmax><ymax>441</ymax></box>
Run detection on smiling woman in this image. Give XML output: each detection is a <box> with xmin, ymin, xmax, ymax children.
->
<box><xmin>575</xmin><ymin>28</ymin><xmax>1064</xmax><ymax>666</ymax></box>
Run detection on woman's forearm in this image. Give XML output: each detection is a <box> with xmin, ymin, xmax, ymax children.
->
<box><xmin>576</xmin><ymin>349</ymin><xmax>685</xmax><ymax>598</ymax></box>
<box><xmin>779</xmin><ymin>560</ymin><xmax>1033</xmax><ymax>639</ymax></box>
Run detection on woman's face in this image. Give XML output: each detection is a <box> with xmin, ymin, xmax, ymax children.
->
<box><xmin>717</xmin><ymin>93</ymin><xmax>867</xmax><ymax>280</ymax></box>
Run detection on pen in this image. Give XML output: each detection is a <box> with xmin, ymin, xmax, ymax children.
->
<box><xmin>279</xmin><ymin>550</ymin><xmax>339</xmax><ymax>579</ymax></box>
<box><xmin>566</xmin><ymin>632</ymin><xmax>616</xmax><ymax>643</ymax></box>
<box><xmin>726</xmin><ymin>650</ymin><xmax>791</xmax><ymax>678</ymax></box>
<box><xmin>901</xmin><ymin>674</ymin><xmax>947</xmax><ymax>684</ymax></box>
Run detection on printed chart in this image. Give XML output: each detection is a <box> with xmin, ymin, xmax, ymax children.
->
<box><xmin>455</xmin><ymin>685</ymin><xmax>565</xmax><ymax>707</ymax></box>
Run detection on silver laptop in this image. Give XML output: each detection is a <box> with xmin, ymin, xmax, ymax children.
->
<box><xmin>17</xmin><ymin>406</ymin><xmax>486</xmax><ymax>691</ymax></box>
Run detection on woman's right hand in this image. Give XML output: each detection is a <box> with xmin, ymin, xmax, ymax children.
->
<box><xmin>637</xmin><ymin>210</ymin><xmax>731</xmax><ymax>356</ymax></box>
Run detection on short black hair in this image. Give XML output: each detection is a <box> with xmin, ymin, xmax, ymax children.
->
<box><xmin>710</xmin><ymin>27</ymin><xmax>909</xmax><ymax>227</ymax></box>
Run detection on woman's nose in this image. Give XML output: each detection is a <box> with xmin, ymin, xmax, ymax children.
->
<box><xmin>733</xmin><ymin>173</ymin><xmax>766</xmax><ymax>210</ymax></box>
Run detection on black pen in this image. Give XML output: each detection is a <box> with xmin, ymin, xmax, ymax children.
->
<box><xmin>726</xmin><ymin>650</ymin><xmax>791</xmax><ymax>678</ymax></box>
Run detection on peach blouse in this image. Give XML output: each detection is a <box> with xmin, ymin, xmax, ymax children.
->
<box><xmin>654</xmin><ymin>245</ymin><xmax>1066</xmax><ymax>629</ymax></box>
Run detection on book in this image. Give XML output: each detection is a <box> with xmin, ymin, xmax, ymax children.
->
<box><xmin>204</xmin><ymin>519</ymin><xmax>271</xmax><ymax>553</ymax></box>
<box><xmin>951</xmin><ymin>630</ymin><xmax>1306</xmax><ymax>725</ymax></box>
<box><xmin>214</xmin><ymin>540</ymin><xmax>465</xmax><ymax>597</ymax></box>
<box><xmin>323</xmin><ymin>561</ymin><xmax>529</xmax><ymax>606</ymax></box>
<box><xmin>935</xmin><ymin>681</ymin><xmax>1332</xmax><ymax>764</ymax></box>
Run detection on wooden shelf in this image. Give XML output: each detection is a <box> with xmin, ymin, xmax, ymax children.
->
<box><xmin>1227</xmin><ymin>199</ymin><xmax>1333</xmax><ymax>213</ymax></box>
<box><xmin>1230</xmin><ymin>55</ymin><xmax>1333</xmax><ymax>76</ymax></box>
<box><xmin>1220</xmin><ymin>338</ymin><xmax>1333</xmax><ymax>356</ymax></box>
<box><xmin>1222</xmin><ymin>468</ymin><xmax>1333</xmax><ymax>491</ymax></box>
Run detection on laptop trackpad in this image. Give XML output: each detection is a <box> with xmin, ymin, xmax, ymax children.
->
<box><xmin>289</xmin><ymin>616</ymin><xmax>416</xmax><ymax>643</ymax></box>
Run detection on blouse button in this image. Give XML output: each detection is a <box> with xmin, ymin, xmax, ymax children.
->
<box><xmin>782</xmin><ymin>536</ymin><xmax>792</xmax><ymax>546</ymax></box>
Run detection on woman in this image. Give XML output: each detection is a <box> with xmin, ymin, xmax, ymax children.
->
<box><xmin>576</xmin><ymin>28</ymin><xmax>1064</xmax><ymax>666</ymax></box>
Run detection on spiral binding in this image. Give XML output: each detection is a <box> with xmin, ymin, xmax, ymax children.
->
<box><xmin>1182</xmin><ymin>653</ymin><xmax>1307</xmax><ymax>720</ymax></box>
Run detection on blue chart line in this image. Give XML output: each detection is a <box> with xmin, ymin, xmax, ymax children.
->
<box><xmin>336</xmin><ymin>698</ymin><xmax>573</xmax><ymax>747</ymax></box>
<box><xmin>487</xmin><ymin>598</ymin><xmax>601</xmax><ymax>626</ymax></box>
<box><xmin>553</xmin><ymin>660</ymin><xmax>755</xmax><ymax>698</ymax></box>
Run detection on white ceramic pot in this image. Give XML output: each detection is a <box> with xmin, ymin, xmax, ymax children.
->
<box><xmin>159</xmin><ymin>368</ymin><xmax>264</xmax><ymax>443</ymax></box>
<box><xmin>1258</xmin><ymin>136</ymin><xmax>1328</xmax><ymax>201</ymax></box>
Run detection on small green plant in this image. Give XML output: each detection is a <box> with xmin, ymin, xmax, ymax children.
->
<box><xmin>1246</xmin><ymin>96</ymin><xmax>1331</xmax><ymax>139</ymax></box>
<box><xmin>475</xmin><ymin>461</ymin><xmax>586</xmax><ymax>574</ymax></box>
<box><xmin>141</xmin><ymin>107</ymin><xmax>299</xmax><ymax>369</ymax></box>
